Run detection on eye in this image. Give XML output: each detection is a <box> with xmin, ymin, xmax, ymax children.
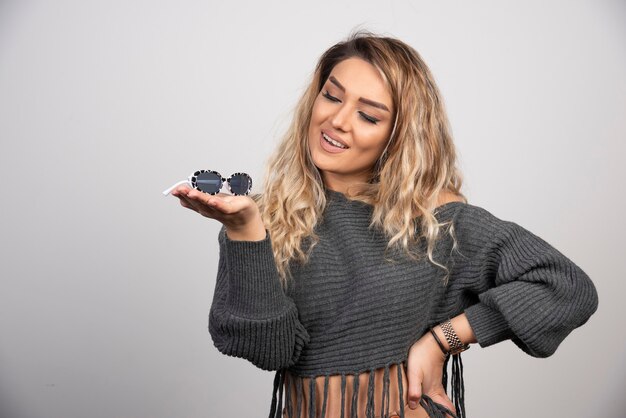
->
<box><xmin>322</xmin><ymin>90</ymin><xmax>340</xmax><ymax>102</ymax></box>
<box><xmin>322</xmin><ymin>90</ymin><xmax>380</xmax><ymax>125</ymax></box>
<box><xmin>359</xmin><ymin>111</ymin><xmax>379</xmax><ymax>125</ymax></box>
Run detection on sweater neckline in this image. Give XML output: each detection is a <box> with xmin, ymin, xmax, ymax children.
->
<box><xmin>324</xmin><ymin>188</ymin><xmax>465</xmax><ymax>216</ymax></box>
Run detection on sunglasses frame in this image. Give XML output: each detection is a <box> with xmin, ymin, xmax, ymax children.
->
<box><xmin>162</xmin><ymin>170</ymin><xmax>253</xmax><ymax>196</ymax></box>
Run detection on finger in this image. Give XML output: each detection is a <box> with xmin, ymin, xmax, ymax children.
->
<box><xmin>172</xmin><ymin>185</ymin><xmax>191</xmax><ymax>196</ymax></box>
<box><xmin>204</xmin><ymin>195</ymin><xmax>234</xmax><ymax>214</ymax></box>
<box><xmin>428</xmin><ymin>391</ymin><xmax>456</xmax><ymax>417</ymax></box>
<box><xmin>181</xmin><ymin>194</ymin><xmax>226</xmax><ymax>221</ymax></box>
<box><xmin>185</xmin><ymin>189</ymin><xmax>231</xmax><ymax>201</ymax></box>
<box><xmin>181</xmin><ymin>191</ymin><xmax>212</xmax><ymax>210</ymax></box>
<box><xmin>177</xmin><ymin>196</ymin><xmax>199</xmax><ymax>213</ymax></box>
<box><xmin>186</xmin><ymin>190</ymin><xmax>238</xmax><ymax>214</ymax></box>
<box><xmin>406</xmin><ymin>365</ymin><xmax>423</xmax><ymax>410</ymax></box>
<box><xmin>185</xmin><ymin>189</ymin><xmax>215</xmax><ymax>206</ymax></box>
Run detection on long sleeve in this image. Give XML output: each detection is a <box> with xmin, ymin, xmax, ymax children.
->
<box><xmin>449</xmin><ymin>204</ymin><xmax>599</xmax><ymax>358</ymax></box>
<box><xmin>208</xmin><ymin>225</ymin><xmax>310</xmax><ymax>371</ymax></box>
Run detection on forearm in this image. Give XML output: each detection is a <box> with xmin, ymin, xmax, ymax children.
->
<box><xmin>449</xmin><ymin>204</ymin><xmax>598</xmax><ymax>357</ymax></box>
<box><xmin>210</xmin><ymin>226</ymin><xmax>311</xmax><ymax>370</ymax></box>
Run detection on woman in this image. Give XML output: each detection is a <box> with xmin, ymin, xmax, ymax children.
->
<box><xmin>169</xmin><ymin>31</ymin><xmax>598</xmax><ymax>418</ymax></box>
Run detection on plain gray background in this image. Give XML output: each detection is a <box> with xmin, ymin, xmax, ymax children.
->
<box><xmin>0</xmin><ymin>0</ymin><xmax>624</xmax><ymax>417</ymax></box>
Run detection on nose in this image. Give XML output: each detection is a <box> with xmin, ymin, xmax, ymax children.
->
<box><xmin>330</xmin><ymin>102</ymin><xmax>351</xmax><ymax>133</ymax></box>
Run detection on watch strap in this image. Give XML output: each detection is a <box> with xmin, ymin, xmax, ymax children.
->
<box><xmin>440</xmin><ymin>319</ymin><xmax>470</xmax><ymax>355</ymax></box>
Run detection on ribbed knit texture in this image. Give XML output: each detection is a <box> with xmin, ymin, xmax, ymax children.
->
<box><xmin>208</xmin><ymin>189</ymin><xmax>598</xmax><ymax>417</ymax></box>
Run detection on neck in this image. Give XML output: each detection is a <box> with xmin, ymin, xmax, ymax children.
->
<box><xmin>322</xmin><ymin>174</ymin><xmax>371</xmax><ymax>195</ymax></box>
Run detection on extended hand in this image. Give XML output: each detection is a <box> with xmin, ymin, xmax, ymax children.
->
<box><xmin>171</xmin><ymin>185</ymin><xmax>266</xmax><ymax>241</ymax></box>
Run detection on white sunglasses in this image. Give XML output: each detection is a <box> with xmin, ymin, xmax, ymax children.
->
<box><xmin>162</xmin><ymin>170</ymin><xmax>252</xmax><ymax>196</ymax></box>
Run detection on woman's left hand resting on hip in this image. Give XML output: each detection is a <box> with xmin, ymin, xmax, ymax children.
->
<box><xmin>406</xmin><ymin>313</ymin><xmax>477</xmax><ymax>416</ymax></box>
<box><xmin>406</xmin><ymin>331</ymin><xmax>456</xmax><ymax>416</ymax></box>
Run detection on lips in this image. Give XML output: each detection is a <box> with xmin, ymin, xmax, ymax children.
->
<box><xmin>319</xmin><ymin>132</ymin><xmax>348</xmax><ymax>154</ymax></box>
<box><xmin>321</xmin><ymin>130</ymin><xmax>349</xmax><ymax>148</ymax></box>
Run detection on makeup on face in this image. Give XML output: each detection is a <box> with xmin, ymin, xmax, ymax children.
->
<box><xmin>307</xmin><ymin>57</ymin><xmax>394</xmax><ymax>191</ymax></box>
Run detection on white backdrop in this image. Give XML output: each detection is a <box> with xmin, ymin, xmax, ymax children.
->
<box><xmin>0</xmin><ymin>1</ymin><xmax>624</xmax><ymax>417</ymax></box>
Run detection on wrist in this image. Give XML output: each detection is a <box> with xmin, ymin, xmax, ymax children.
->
<box><xmin>428</xmin><ymin>327</ymin><xmax>449</xmax><ymax>359</ymax></box>
<box><xmin>225</xmin><ymin>212</ymin><xmax>267</xmax><ymax>241</ymax></box>
<box><xmin>431</xmin><ymin>325</ymin><xmax>450</xmax><ymax>353</ymax></box>
<box><xmin>450</xmin><ymin>314</ymin><xmax>478</xmax><ymax>347</ymax></box>
<box><xmin>431</xmin><ymin>314</ymin><xmax>477</xmax><ymax>356</ymax></box>
<box><xmin>441</xmin><ymin>319</ymin><xmax>470</xmax><ymax>355</ymax></box>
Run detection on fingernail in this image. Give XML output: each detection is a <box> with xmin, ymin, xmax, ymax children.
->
<box><xmin>409</xmin><ymin>401</ymin><xmax>417</xmax><ymax>409</ymax></box>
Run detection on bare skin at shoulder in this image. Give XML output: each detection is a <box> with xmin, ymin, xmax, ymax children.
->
<box><xmin>436</xmin><ymin>190</ymin><xmax>465</xmax><ymax>206</ymax></box>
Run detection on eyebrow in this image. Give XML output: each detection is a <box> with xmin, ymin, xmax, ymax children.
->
<box><xmin>328</xmin><ymin>75</ymin><xmax>390</xmax><ymax>112</ymax></box>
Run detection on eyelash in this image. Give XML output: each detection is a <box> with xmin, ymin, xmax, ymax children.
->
<box><xmin>321</xmin><ymin>91</ymin><xmax>380</xmax><ymax>125</ymax></box>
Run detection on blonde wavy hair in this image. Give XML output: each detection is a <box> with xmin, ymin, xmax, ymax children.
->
<box><xmin>252</xmin><ymin>30</ymin><xmax>467</xmax><ymax>287</ymax></box>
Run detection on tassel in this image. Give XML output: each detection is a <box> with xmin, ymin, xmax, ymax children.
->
<box><xmin>295</xmin><ymin>377</ymin><xmax>303</xmax><ymax>418</ymax></box>
<box><xmin>276</xmin><ymin>370</ymin><xmax>284</xmax><ymax>418</ymax></box>
<box><xmin>285</xmin><ymin>372</ymin><xmax>293</xmax><ymax>418</ymax></box>
<box><xmin>397</xmin><ymin>363</ymin><xmax>405</xmax><ymax>418</ymax></box>
<box><xmin>340</xmin><ymin>374</ymin><xmax>346</xmax><ymax>418</ymax></box>
<box><xmin>450</xmin><ymin>353</ymin><xmax>466</xmax><ymax>418</ymax></box>
<box><xmin>320</xmin><ymin>375</ymin><xmax>329</xmax><ymax>418</ymax></box>
<box><xmin>365</xmin><ymin>369</ymin><xmax>375</xmax><ymax>418</ymax></box>
<box><xmin>380</xmin><ymin>365</ymin><xmax>390</xmax><ymax>418</ymax></box>
<box><xmin>419</xmin><ymin>393</ymin><xmax>437</xmax><ymax>417</ymax></box>
<box><xmin>420</xmin><ymin>393</ymin><xmax>457</xmax><ymax>418</ymax></box>
<box><xmin>309</xmin><ymin>377</ymin><xmax>316</xmax><ymax>418</ymax></box>
<box><xmin>418</xmin><ymin>352</ymin><xmax>467</xmax><ymax>418</ymax></box>
<box><xmin>269</xmin><ymin>369</ymin><xmax>281</xmax><ymax>418</ymax></box>
<box><xmin>350</xmin><ymin>373</ymin><xmax>360</xmax><ymax>418</ymax></box>
<box><xmin>442</xmin><ymin>354</ymin><xmax>450</xmax><ymax>393</ymax></box>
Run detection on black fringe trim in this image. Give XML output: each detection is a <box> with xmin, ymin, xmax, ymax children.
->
<box><xmin>269</xmin><ymin>354</ymin><xmax>466</xmax><ymax>418</ymax></box>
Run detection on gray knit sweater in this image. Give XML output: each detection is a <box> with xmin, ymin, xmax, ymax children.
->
<box><xmin>208</xmin><ymin>189</ymin><xmax>598</xmax><ymax>418</ymax></box>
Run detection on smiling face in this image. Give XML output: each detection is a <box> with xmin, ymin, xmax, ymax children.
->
<box><xmin>307</xmin><ymin>57</ymin><xmax>395</xmax><ymax>193</ymax></box>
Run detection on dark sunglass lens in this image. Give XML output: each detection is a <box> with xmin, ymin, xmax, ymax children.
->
<box><xmin>195</xmin><ymin>171</ymin><xmax>222</xmax><ymax>194</ymax></box>
<box><xmin>229</xmin><ymin>174</ymin><xmax>252</xmax><ymax>195</ymax></box>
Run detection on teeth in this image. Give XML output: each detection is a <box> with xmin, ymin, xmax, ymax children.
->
<box><xmin>323</xmin><ymin>133</ymin><xmax>347</xmax><ymax>149</ymax></box>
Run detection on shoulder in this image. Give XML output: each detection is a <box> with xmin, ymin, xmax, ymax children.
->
<box><xmin>436</xmin><ymin>190</ymin><xmax>465</xmax><ymax>207</ymax></box>
<box><xmin>411</xmin><ymin>190</ymin><xmax>466</xmax><ymax>218</ymax></box>
<box><xmin>447</xmin><ymin>201</ymin><xmax>528</xmax><ymax>247</ymax></box>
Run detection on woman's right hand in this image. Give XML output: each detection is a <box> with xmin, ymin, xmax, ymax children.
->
<box><xmin>171</xmin><ymin>185</ymin><xmax>266</xmax><ymax>241</ymax></box>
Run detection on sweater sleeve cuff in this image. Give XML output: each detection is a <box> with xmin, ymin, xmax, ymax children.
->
<box><xmin>220</xmin><ymin>228</ymin><xmax>290</xmax><ymax>319</ymax></box>
<box><xmin>464</xmin><ymin>303</ymin><xmax>514</xmax><ymax>348</ymax></box>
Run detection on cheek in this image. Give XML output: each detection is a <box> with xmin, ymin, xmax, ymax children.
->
<box><xmin>310</xmin><ymin>99</ymin><xmax>327</xmax><ymax>124</ymax></box>
<box><xmin>356</xmin><ymin>130</ymin><xmax>390</xmax><ymax>153</ymax></box>
<box><xmin>308</xmin><ymin>109</ymin><xmax>319</xmax><ymax>140</ymax></box>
